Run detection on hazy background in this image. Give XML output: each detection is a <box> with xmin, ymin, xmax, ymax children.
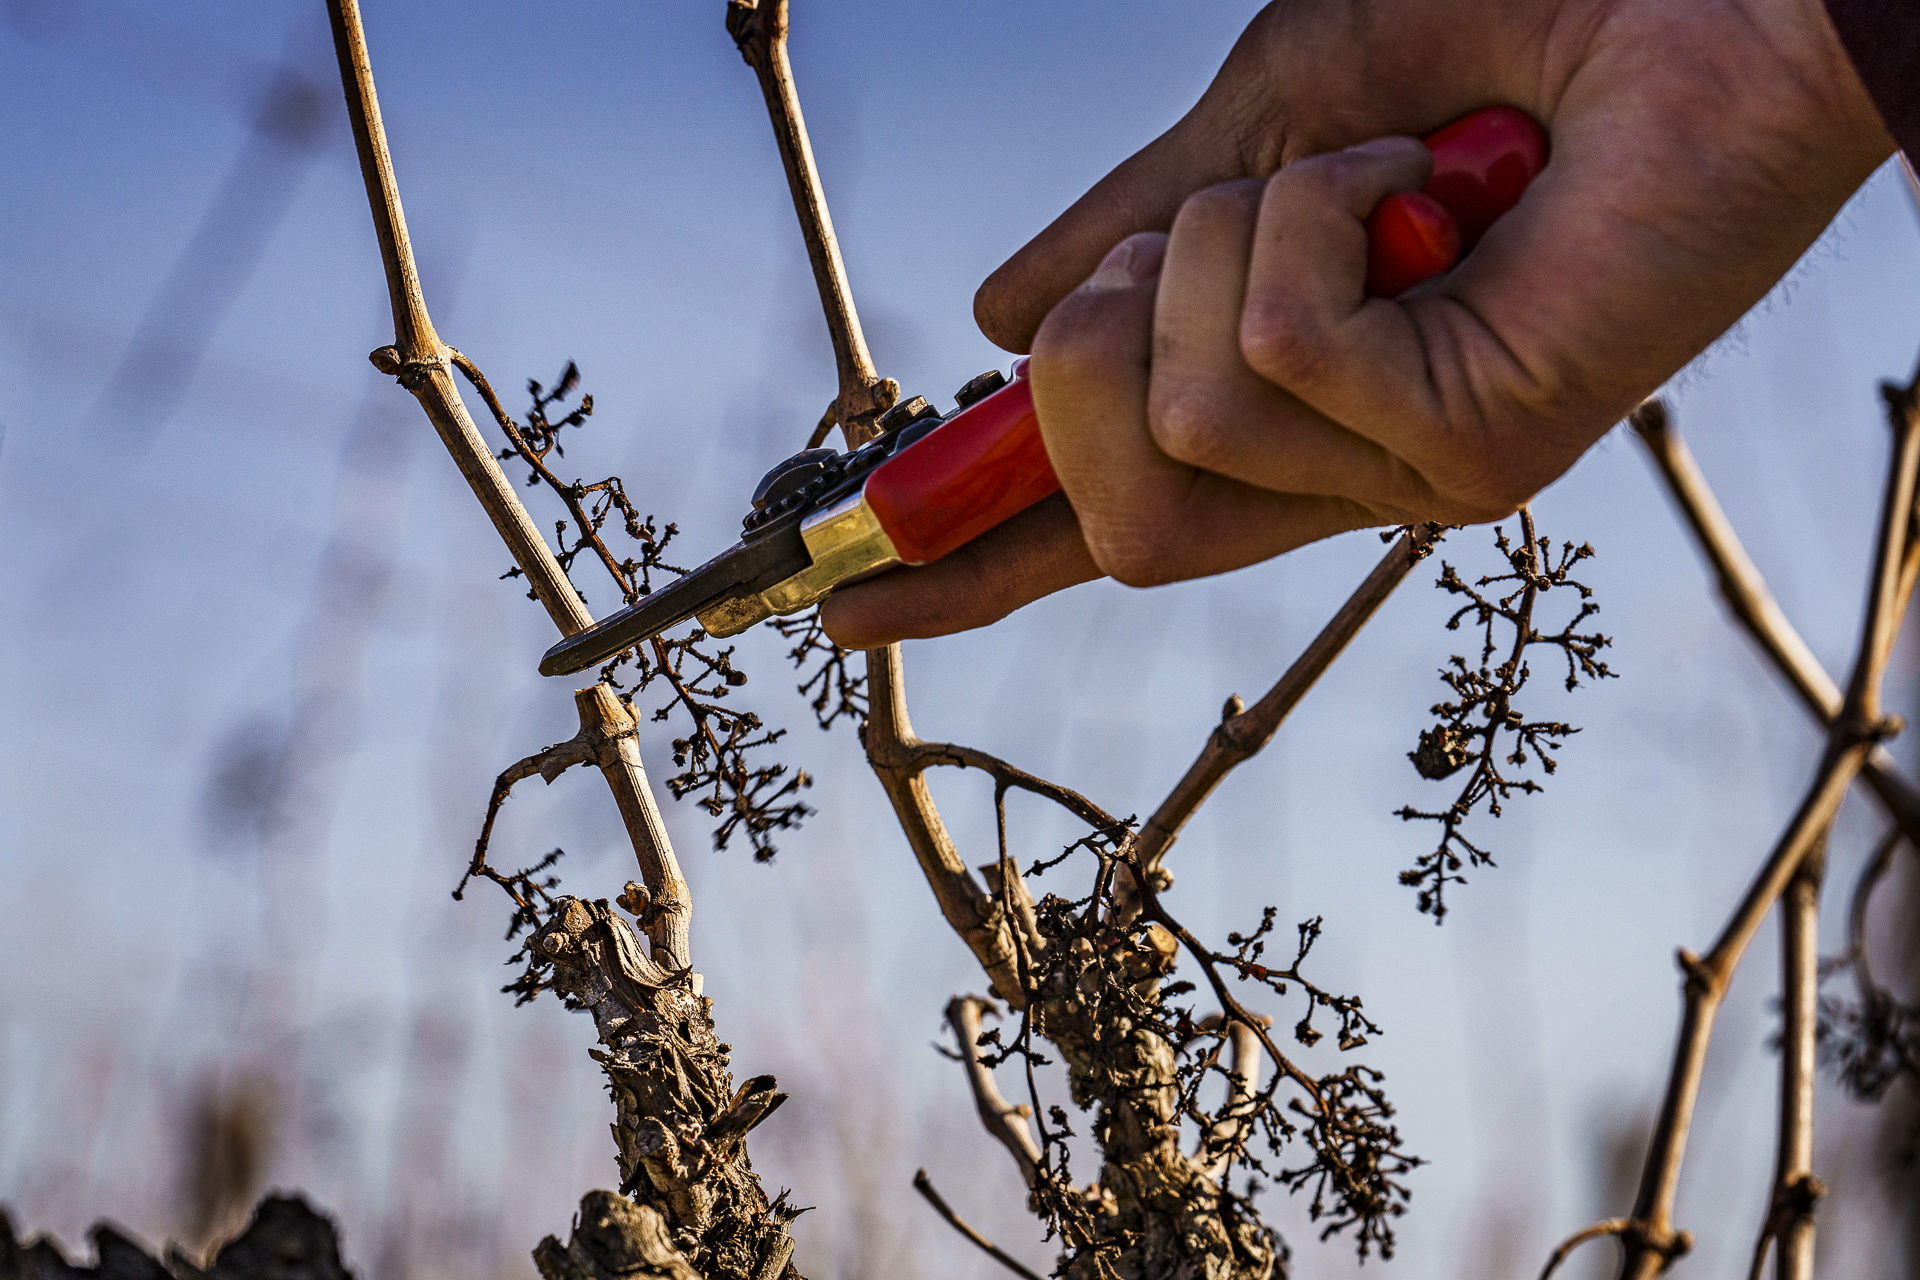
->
<box><xmin>3</xmin><ymin>2</ymin><xmax>1919</xmax><ymax>1277</ymax></box>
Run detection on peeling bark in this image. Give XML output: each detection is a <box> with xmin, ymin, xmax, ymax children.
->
<box><xmin>1033</xmin><ymin>933</ymin><xmax>1279</xmax><ymax>1280</ymax></box>
<box><xmin>530</xmin><ymin>899</ymin><xmax>801</xmax><ymax>1280</ymax></box>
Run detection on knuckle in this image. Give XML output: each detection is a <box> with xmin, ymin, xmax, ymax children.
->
<box><xmin>1274</xmin><ymin>150</ymin><xmax>1364</xmax><ymax>205</ymax></box>
<box><xmin>1310</xmin><ymin>150</ymin><xmax>1371</xmax><ymax>195</ymax></box>
<box><xmin>1172</xmin><ymin>179</ymin><xmax>1263</xmax><ymax>234</ymax></box>
<box><xmin>1264</xmin><ymin>141</ymin><xmax>1428</xmax><ymax>223</ymax></box>
<box><xmin>1238</xmin><ymin>297</ymin><xmax>1326</xmax><ymax>388</ymax></box>
<box><xmin>1029</xmin><ymin>316</ymin><xmax>1116</xmax><ymax>384</ymax></box>
<box><xmin>1148</xmin><ymin>390</ymin><xmax>1232</xmax><ymax>470</ymax></box>
<box><xmin>1031</xmin><ymin>296</ymin><xmax>1151</xmax><ymax>374</ymax></box>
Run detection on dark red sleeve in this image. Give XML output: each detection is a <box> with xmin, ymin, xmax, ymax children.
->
<box><xmin>1824</xmin><ymin>0</ymin><xmax>1920</xmax><ymax>155</ymax></box>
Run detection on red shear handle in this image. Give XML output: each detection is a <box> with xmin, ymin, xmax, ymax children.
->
<box><xmin>1366</xmin><ymin>105</ymin><xmax>1548</xmax><ymax>297</ymax></box>
<box><xmin>1366</xmin><ymin>192</ymin><xmax>1460</xmax><ymax>297</ymax></box>
<box><xmin>860</xmin><ymin>109</ymin><xmax>1545</xmax><ymax>569</ymax></box>
<box><xmin>864</xmin><ymin>363</ymin><xmax>1060</xmax><ymax>565</ymax></box>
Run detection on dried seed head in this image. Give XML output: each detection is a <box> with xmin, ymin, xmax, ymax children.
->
<box><xmin>1410</xmin><ymin>726</ymin><xmax>1473</xmax><ymax>780</ymax></box>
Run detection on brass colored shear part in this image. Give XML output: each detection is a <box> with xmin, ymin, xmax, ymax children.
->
<box><xmin>697</xmin><ymin>491</ymin><xmax>902</xmax><ymax>637</ymax></box>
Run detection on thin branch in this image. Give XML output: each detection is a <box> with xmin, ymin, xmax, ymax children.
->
<box><xmin>866</xmin><ymin>710</ymin><xmax>1131</xmax><ymax>993</ymax></box>
<box><xmin>1632</xmin><ymin>399</ymin><xmax>1920</xmax><ymax>844</ymax></box>
<box><xmin>577</xmin><ymin>684</ymin><xmax>693</xmax><ymax>970</ymax></box>
<box><xmin>1129</xmin><ymin>870</ymin><xmax>1413</xmax><ymax>1233</ymax></box>
<box><xmin>1537</xmin><ymin>1219</ymin><xmax>1633</xmax><ymax>1280</ymax></box>
<box><xmin>891</xmin><ymin>738</ymin><xmax>1122</xmax><ymax>833</ymax></box>
<box><xmin>1854</xmin><ymin>388</ymin><xmax>1920</xmax><ymax>712</ymax></box>
<box><xmin>1764</xmin><ymin>833</ymin><xmax>1828</xmax><ymax>1280</ymax></box>
<box><xmin>1811</xmin><ymin>828</ymin><xmax>1918</xmax><ymax>1142</ymax></box>
<box><xmin>1631</xmin><ymin>400</ymin><xmax>1840</xmax><ymax>717</ymax></box>
<box><xmin>944</xmin><ymin>995</ymin><xmax>1041</xmax><ymax>1187</ymax></box>
<box><xmin>1613</xmin><ymin>377</ymin><xmax>1920</xmax><ymax>1280</ymax></box>
<box><xmin>720</xmin><ymin>0</ymin><xmax>1024</xmax><ymax>1005</ymax></box>
<box><xmin>805</xmin><ymin>400</ymin><xmax>838</xmax><ymax>450</ymax></box>
<box><xmin>330</xmin><ymin>0</ymin><xmax>699</xmax><ymax>970</ymax></box>
<box><xmin>449</xmin><ymin>349</ymin><xmax>638</xmax><ymax>603</ymax></box>
<box><xmin>454</xmin><ymin>688</ymin><xmax>691</xmax><ymax>971</ymax></box>
<box><xmin>1840</xmin><ymin>826</ymin><xmax>1903</xmax><ymax>989</ymax></box>
<box><xmin>463</xmin><ymin>733</ymin><xmax>597</xmax><ymax>897</ymax></box>
<box><xmin>912</xmin><ymin>1169</ymin><xmax>1046</xmax><ymax>1280</ymax></box>
<box><xmin>868</xmin><ymin>647</ymin><xmax>1026</xmax><ymax>1005</ymax></box>
<box><xmin>982</xmin><ymin>788</ymin><xmax>1048</xmax><ymax>961</ymax></box>
<box><xmin>1135</xmin><ymin>892</ymin><xmax>1321</xmax><ymax>1122</ymax></box>
<box><xmin>1617</xmin><ymin>758</ymin><xmax>1860</xmax><ymax>1279</ymax></box>
<box><xmin>326</xmin><ymin>0</ymin><xmax>590</xmax><ymax>636</ymax></box>
<box><xmin>1137</xmin><ymin>524</ymin><xmax>1443</xmax><ymax>872</ymax></box>
<box><xmin>726</xmin><ymin>0</ymin><xmax>897</xmax><ymax>436</ymax></box>
<box><xmin>1194</xmin><ymin>1011</ymin><xmax>1269</xmax><ymax>1180</ymax></box>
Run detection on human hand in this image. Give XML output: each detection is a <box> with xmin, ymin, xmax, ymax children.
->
<box><xmin>821</xmin><ymin>0</ymin><xmax>1891</xmax><ymax>649</ymax></box>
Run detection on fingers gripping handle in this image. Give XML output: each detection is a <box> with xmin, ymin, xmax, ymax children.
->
<box><xmin>864</xmin><ymin>362</ymin><xmax>1058</xmax><ymax>565</ymax></box>
<box><xmin>1366</xmin><ymin>105</ymin><xmax>1548</xmax><ymax>296</ymax></box>
<box><xmin>838</xmin><ymin>108</ymin><xmax>1545</xmax><ymax>571</ymax></box>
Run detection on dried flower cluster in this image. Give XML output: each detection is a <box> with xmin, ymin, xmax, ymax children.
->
<box><xmin>482</xmin><ymin>359</ymin><xmax>683</xmax><ymax>608</ymax></box>
<box><xmin>458</xmin><ymin>359</ymin><xmax>824</xmax><ymax>863</ymax></box>
<box><xmin>772</xmin><ymin>610</ymin><xmax>868</xmax><ymax>732</ymax></box>
<box><xmin>1818</xmin><ymin>986</ymin><xmax>1918</xmax><ymax>1111</ymax></box>
<box><xmin>927</xmin><ymin>795</ymin><xmax>1419</xmax><ymax>1279</ymax></box>
<box><xmin>1397</xmin><ymin>513</ymin><xmax>1613</xmax><ymax>918</ymax></box>
<box><xmin>1816</xmin><ymin>829</ymin><xmax>1919</xmax><ymax>1156</ymax></box>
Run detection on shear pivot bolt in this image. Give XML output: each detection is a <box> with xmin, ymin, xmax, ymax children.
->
<box><xmin>953</xmin><ymin>369</ymin><xmax>1007</xmax><ymax>409</ymax></box>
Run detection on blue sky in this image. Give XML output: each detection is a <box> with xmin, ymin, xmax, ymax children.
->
<box><xmin>4</xmin><ymin>3</ymin><xmax>1920</xmax><ymax>1278</ymax></box>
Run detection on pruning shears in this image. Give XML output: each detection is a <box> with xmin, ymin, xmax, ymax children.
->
<box><xmin>540</xmin><ymin>362</ymin><xmax>1053</xmax><ymax>675</ymax></box>
<box><xmin>539</xmin><ymin>106</ymin><xmax>1547</xmax><ymax>678</ymax></box>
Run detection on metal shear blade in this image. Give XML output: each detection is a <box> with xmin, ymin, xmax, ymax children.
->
<box><xmin>538</xmin><ymin>517</ymin><xmax>809</xmax><ymax>677</ymax></box>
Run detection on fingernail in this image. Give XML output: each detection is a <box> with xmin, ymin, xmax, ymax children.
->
<box><xmin>1084</xmin><ymin>235</ymin><xmax>1164</xmax><ymax>290</ymax></box>
<box><xmin>1349</xmin><ymin>136</ymin><xmax>1423</xmax><ymax>159</ymax></box>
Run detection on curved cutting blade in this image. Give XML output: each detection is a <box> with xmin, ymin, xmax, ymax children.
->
<box><xmin>539</xmin><ymin>518</ymin><xmax>809</xmax><ymax>677</ymax></box>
